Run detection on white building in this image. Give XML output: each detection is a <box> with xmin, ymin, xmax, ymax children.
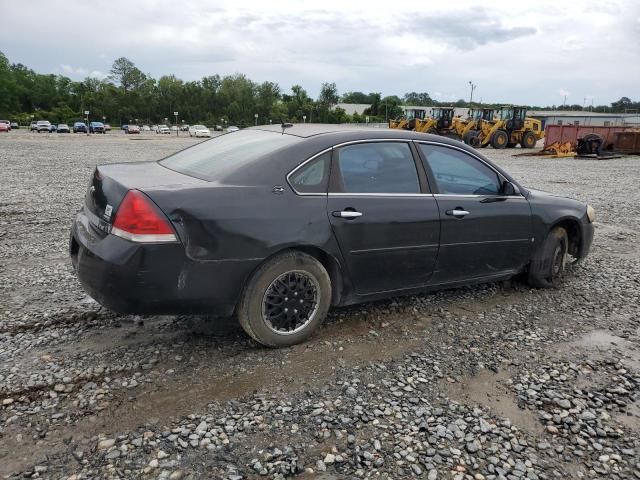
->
<box><xmin>526</xmin><ymin>110</ymin><xmax>640</xmax><ymax>128</ymax></box>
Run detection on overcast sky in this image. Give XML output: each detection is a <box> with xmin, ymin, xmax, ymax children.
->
<box><xmin>1</xmin><ymin>0</ymin><xmax>638</xmax><ymax>106</ymax></box>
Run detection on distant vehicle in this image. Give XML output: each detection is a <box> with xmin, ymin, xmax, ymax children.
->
<box><xmin>180</xmin><ymin>124</ymin><xmax>190</xmax><ymax>131</ymax></box>
<box><xmin>57</xmin><ymin>124</ymin><xmax>71</xmax><ymax>133</ymax></box>
<box><xmin>37</xmin><ymin>120</ymin><xmax>52</xmax><ymax>133</ymax></box>
<box><xmin>104</xmin><ymin>124</ymin><xmax>112</xmax><ymax>132</ymax></box>
<box><xmin>188</xmin><ymin>124</ymin><xmax>211</xmax><ymax>138</ymax></box>
<box><xmin>30</xmin><ymin>121</ymin><xmax>38</xmax><ymax>131</ymax></box>
<box><xmin>73</xmin><ymin>122</ymin><xmax>88</xmax><ymax>133</ymax></box>
<box><xmin>171</xmin><ymin>126</ymin><xmax>178</xmax><ymax>132</ymax></box>
<box><xmin>49</xmin><ymin>124</ymin><xmax>58</xmax><ymax>132</ymax></box>
<box><xmin>0</xmin><ymin>123</ymin><xmax>8</xmax><ymax>133</ymax></box>
<box><xmin>214</xmin><ymin>125</ymin><xmax>223</xmax><ymax>131</ymax></box>
<box><xmin>10</xmin><ymin>121</ymin><xmax>19</xmax><ymax>129</ymax></box>
<box><xmin>121</xmin><ymin>124</ymin><xmax>128</xmax><ymax>131</ymax></box>
<box><xmin>227</xmin><ymin>126</ymin><xmax>239</xmax><ymax>132</ymax></box>
<box><xmin>142</xmin><ymin>125</ymin><xmax>151</xmax><ymax>131</ymax></box>
<box><xmin>89</xmin><ymin>122</ymin><xmax>105</xmax><ymax>134</ymax></box>
<box><xmin>156</xmin><ymin>124</ymin><xmax>170</xmax><ymax>134</ymax></box>
<box><xmin>0</xmin><ymin>120</ymin><xmax>11</xmax><ymax>131</ymax></box>
<box><xmin>127</xmin><ymin>125</ymin><xmax>141</xmax><ymax>134</ymax></box>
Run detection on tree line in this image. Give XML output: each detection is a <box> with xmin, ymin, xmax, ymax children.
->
<box><xmin>1</xmin><ymin>51</ymin><xmax>638</xmax><ymax>127</ymax></box>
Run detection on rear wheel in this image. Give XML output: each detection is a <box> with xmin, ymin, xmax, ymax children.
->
<box><xmin>491</xmin><ymin>130</ymin><xmax>509</xmax><ymax>149</ymax></box>
<box><xmin>237</xmin><ymin>251</ymin><xmax>331</xmax><ymax>347</ymax></box>
<box><xmin>528</xmin><ymin>227</ymin><xmax>568</xmax><ymax>288</ymax></box>
<box><xmin>521</xmin><ymin>131</ymin><xmax>537</xmax><ymax>148</ymax></box>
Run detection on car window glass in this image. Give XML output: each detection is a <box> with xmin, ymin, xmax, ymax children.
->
<box><xmin>418</xmin><ymin>144</ymin><xmax>501</xmax><ymax>195</ymax></box>
<box><xmin>160</xmin><ymin>130</ymin><xmax>302</xmax><ymax>181</ymax></box>
<box><xmin>336</xmin><ymin>143</ymin><xmax>419</xmax><ymax>194</ymax></box>
<box><xmin>289</xmin><ymin>151</ymin><xmax>330</xmax><ymax>194</ymax></box>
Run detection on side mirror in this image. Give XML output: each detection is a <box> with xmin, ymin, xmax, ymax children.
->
<box><xmin>501</xmin><ymin>180</ymin><xmax>518</xmax><ymax>196</ymax></box>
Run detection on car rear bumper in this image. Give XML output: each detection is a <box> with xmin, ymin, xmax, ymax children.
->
<box><xmin>70</xmin><ymin>208</ymin><xmax>258</xmax><ymax>316</ymax></box>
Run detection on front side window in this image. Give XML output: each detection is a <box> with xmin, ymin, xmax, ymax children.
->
<box><xmin>335</xmin><ymin>142</ymin><xmax>420</xmax><ymax>194</ymax></box>
<box><xmin>289</xmin><ymin>151</ymin><xmax>330</xmax><ymax>194</ymax></box>
<box><xmin>418</xmin><ymin>144</ymin><xmax>501</xmax><ymax>195</ymax></box>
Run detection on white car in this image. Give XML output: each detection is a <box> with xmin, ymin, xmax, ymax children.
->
<box><xmin>227</xmin><ymin>126</ymin><xmax>239</xmax><ymax>132</ymax></box>
<box><xmin>189</xmin><ymin>125</ymin><xmax>211</xmax><ymax>138</ymax></box>
<box><xmin>142</xmin><ymin>125</ymin><xmax>151</xmax><ymax>131</ymax></box>
<box><xmin>156</xmin><ymin>124</ymin><xmax>171</xmax><ymax>134</ymax></box>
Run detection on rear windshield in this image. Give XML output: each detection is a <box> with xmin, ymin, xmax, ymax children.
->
<box><xmin>160</xmin><ymin>130</ymin><xmax>302</xmax><ymax>181</ymax></box>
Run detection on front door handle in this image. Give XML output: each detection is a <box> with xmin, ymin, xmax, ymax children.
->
<box><xmin>332</xmin><ymin>210</ymin><xmax>363</xmax><ymax>219</ymax></box>
<box><xmin>446</xmin><ymin>208</ymin><xmax>470</xmax><ymax>218</ymax></box>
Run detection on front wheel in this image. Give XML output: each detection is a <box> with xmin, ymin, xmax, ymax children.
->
<box><xmin>491</xmin><ymin>130</ymin><xmax>509</xmax><ymax>149</ymax></box>
<box><xmin>528</xmin><ymin>227</ymin><xmax>568</xmax><ymax>288</ymax></box>
<box><xmin>237</xmin><ymin>251</ymin><xmax>331</xmax><ymax>347</ymax></box>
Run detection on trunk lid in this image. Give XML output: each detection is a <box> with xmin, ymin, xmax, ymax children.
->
<box><xmin>84</xmin><ymin>161</ymin><xmax>205</xmax><ymax>230</ymax></box>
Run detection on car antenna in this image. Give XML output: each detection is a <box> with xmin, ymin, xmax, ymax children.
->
<box><xmin>280</xmin><ymin>119</ymin><xmax>293</xmax><ymax>135</ymax></box>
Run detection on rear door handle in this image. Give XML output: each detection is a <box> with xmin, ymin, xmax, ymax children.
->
<box><xmin>446</xmin><ymin>208</ymin><xmax>470</xmax><ymax>218</ymax></box>
<box><xmin>332</xmin><ymin>210</ymin><xmax>363</xmax><ymax>219</ymax></box>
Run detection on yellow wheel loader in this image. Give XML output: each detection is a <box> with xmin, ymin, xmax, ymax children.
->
<box><xmin>389</xmin><ymin>108</ymin><xmax>426</xmax><ymax>130</ymax></box>
<box><xmin>468</xmin><ymin>106</ymin><xmax>543</xmax><ymax>149</ymax></box>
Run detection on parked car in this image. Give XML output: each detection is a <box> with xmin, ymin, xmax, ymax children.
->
<box><xmin>142</xmin><ymin>125</ymin><xmax>151</xmax><ymax>132</ymax></box>
<box><xmin>10</xmin><ymin>121</ymin><xmax>19</xmax><ymax>129</ymax></box>
<box><xmin>227</xmin><ymin>125</ymin><xmax>239</xmax><ymax>132</ymax></box>
<box><xmin>57</xmin><ymin>123</ymin><xmax>71</xmax><ymax>133</ymax></box>
<box><xmin>0</xmin><ymin>123</ymin><xmax>8</xmax><ymax>133</ymax></box>
<box><xmin>37</xmin><ymin>120</ymin><xmax>52</xmax><ymax>133</ymax></box>
<box><xmin>89</xmin><ymin>122</ymin><xmax>105</xmax><ymax>134</ymax></box>
<box><xmin>0</xmin><ymin>120</ymin><xmax>11</xmax><ymax>131</ymax></box>
<box><xmin>126</xmin><ymin>125</ymin><xmax>141</xmax><ymax>134</ymax></box>
<box><xmin>121</xmin><ymin>124</ymin><xmax>129</xmax><ymax>132</ymax></box>
<box><xmin>171</xmin><ymin>126</ymin><xmax>178</xmax><ymax>132</ymax></box>
<box><xmin>181</xmin><ymin>124</ymin><xmax>190</xmax><ymax>131</ymax></box>
<box><xmin>30</xmin><ymin>121</ymin><xmax>38</xmax><ymax>131</ymax></box>
<box><xmin>188</xmin><ymin>124</ymin><xmax>211</xmax><ymax>138</ymax></box>
<box><xmin>104</xmin><ymin>124</ymin><xmax>112</xmax><ymax>132</ymax></box>
<box><xmin>156</xmin><ymin>124</ymin><xmax>170</xmax><ymax>134</ymax></box>
<box><xmin>214</xmin><ymin>125</ymin><xmax>223</xmax><ymax>131</ymax></box>
<box><xmin>73</xmin><ymin>122</ymin><xmax>88</xmax><ymax>133</ymax></box>
<box><xmin>49</xmin><ymin>124</ymin><xmax>58</xmax><ymax>132</ymax></box>
<box><xmin>69</xmin><ymin>125</ymin><xmax>595</xmax><ymax>347</ymax></box>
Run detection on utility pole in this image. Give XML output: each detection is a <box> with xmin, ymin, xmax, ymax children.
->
<box><xmin>468</xmin><ymin>81</ymin><xmax>476</xmax><ymax>108</ymax></box>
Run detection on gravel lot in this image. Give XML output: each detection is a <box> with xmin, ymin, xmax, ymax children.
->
<box><xmin>1</xmin><ymin>129</ymin><xmax>639</xmax><ymax>480</ymax></box>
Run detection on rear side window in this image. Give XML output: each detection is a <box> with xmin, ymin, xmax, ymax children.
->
<box><xmin>334</xmin><ymin>142</ymin><xmax>419</xmax><ymax>194</ymax></box>
<box><xmin>160</xmin><ymin>130</ymin><xmax>302</xmax><ymax>181</ymax></box>
<box><xmin>289</xmin><ymin>151</ymin><xmax>330</xmax><ymax>194</ymax></box>
<box><xmin>418</xmin><ymin>144</ymin><xmax>501</xmax><ymax>195</ymax></box>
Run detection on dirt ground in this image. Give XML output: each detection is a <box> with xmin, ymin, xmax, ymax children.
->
<box><xmin>0</xmin><ymin>129</ymin><xmax>639</xmax><ymax>479</ymax></box>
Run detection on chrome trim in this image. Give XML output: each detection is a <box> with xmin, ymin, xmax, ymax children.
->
<box><xmin>285</xmin><ymin>147</ymin><xmax>333</xmax><ymax>196</ymax></box>
<box><xmin>329</xmin><ymin>193</ymin><xmax>433</xmax><ymax>197</ymax></box>
<box><xmin>433</xmin><ymin>194</ymin><xmax>526</xmax><ymax>199</ymax></box>
<box><xmin>331</xmin><ymin>138</ymin><xmax>413</xmax><ymax>149</ymax></box>
<box><xmin>335</xmin><ymin>211</ymin><xmax>363</xmax><ymax>218</ymax></box>
<box><xmin>111</xmin><ymin>226</ymin><xmax>178</xmax><ymax>243</ymax></box>
<box><xmin>449</xmin><ymin>210</ymin><xmax>470</xmax><ymax>217</ymax></box>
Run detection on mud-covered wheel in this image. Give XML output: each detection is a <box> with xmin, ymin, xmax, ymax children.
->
<box><xmin>528</xmin><ymin>227</ymin><xmax>568</xmax><ymax>288</ymax></box>
<box><xmin>490</xmin><ymin>130</ymin><xmax>509</xmax><ymax>149</ymax></box>
<box><xmin>521</xmin><ymin>131</ymin><xmax>537</xmax><ymax>148</ymax></box>
<box><xmin>237</xmin><ymin>251</ymin><xmax>331</xmax><ymax>347</ymax></box>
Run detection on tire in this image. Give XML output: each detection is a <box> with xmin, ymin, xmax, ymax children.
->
<box><xmin>490</xmin><ymin>129</ymin><xmax>509</xmax><ymax>149</ymax></box>
<box><xmin>521</xmin><ymin>131</ymin><xmax>537</xmax><ymax>149</ymax></box>
<box><xmin>237</xmin><ymin>251</ymin><xmax>331</xmax><ymax>347</ymax></box>
<box><xmin>528</xmin><ymin>227</ymin><xmax>568</xmax><ymax>288</ymax></box>
<box><xmin>462</xmin><ymin>130</ymin><xmax>478</xmax><ymax>145</ymax></box>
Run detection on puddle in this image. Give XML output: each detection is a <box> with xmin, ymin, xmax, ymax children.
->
<box><xmin>561</xmin><ymin>329</ymin><xmax>640</xmax><ymax>371</ymax></box>
<box><xmin>446</xmin><ymin>368</ymin><xmax>543</xmax><ymax>436</ymax></box>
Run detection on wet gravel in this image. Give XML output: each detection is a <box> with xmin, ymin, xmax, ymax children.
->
<box><xmin>0</xmin><ymin>130</ymin><xmax>639</xmax><ymax>479</ymax></box>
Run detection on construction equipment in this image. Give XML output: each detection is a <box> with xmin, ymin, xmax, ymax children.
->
<box><xmin>462</xmin><ymin>108</ymin><xmax>496</xmax><ymax>145</ymax></box>
<box><xmin>465</xmin><ymin>106</ymin><xmax>543</xmax><ymax>149</ymax></box>
<box><xmin>389</xmin><ymin>108</ymin><xmax>426</xmax><ymax>130</ymax></box>
<box><xmin>412</xmin><ymin>107</ymin><xmax>457</xmax><ymax>136</ymax></box>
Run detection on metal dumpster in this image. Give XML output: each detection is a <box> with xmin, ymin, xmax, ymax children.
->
<box><xmin>614</xmin><ymin>131</ymin><xmax>640</xmax><ymax>154</ymax></box>
<box><xmin>543</xmin><ymin>125</ymin><xmax>626</xmax><ymax>151</ymax></box>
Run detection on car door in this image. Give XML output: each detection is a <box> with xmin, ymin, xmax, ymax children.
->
<box><xmin>416</xmin><ymin>142</ymin><xmax>532</xmax><ymax>284</ymax></box>
<box><xmin>327</xmin><ymin>141</ymin><xmax>440</xmax><ymax>294</ymax></box>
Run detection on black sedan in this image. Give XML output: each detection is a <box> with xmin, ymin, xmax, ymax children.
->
<box><xmin>70</xmin><ymin>125</ymin><xmax>594</xmax><ymax>347</ymax></box>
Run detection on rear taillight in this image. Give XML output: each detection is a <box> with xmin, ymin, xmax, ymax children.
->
<box><xmin>111</xmin><ymin>190</ymin><xmax>177</xmax><ymax>243</ymax></box>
